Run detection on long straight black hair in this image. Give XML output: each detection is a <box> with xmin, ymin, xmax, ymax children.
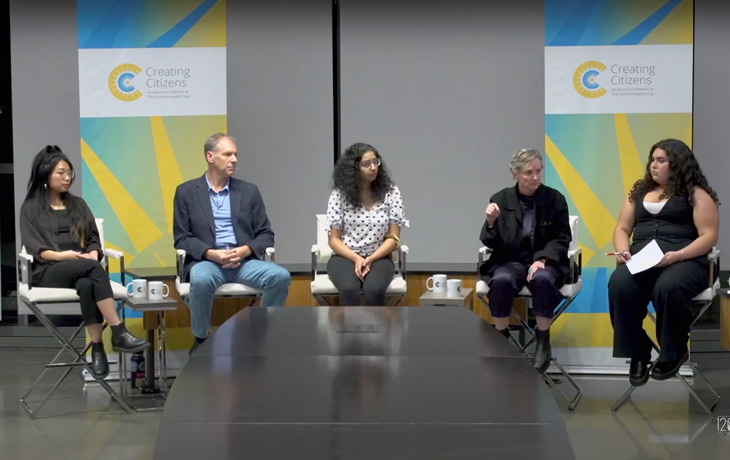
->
<box><xmin>25</xmin><ymin>145</ymin><xmax>93</xmax><ymax>246</ymax></box>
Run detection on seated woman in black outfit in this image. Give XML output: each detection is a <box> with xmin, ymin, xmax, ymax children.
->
<box><xmin>609</xmin><ymin>139</ymin><xmax>719</xmax><ymax>385</ymax></box>
<box><xmin>20</xmin><ymin>146</ymin><xmax>149</xmax><ymax>379</ymax></box>
<box><xmin>326</xmin><ymin>142</ymin><xmax>406</xmax><ymax>306</ymax></box>
<box><xmin>479</xmin><ymin>148</ymin><xmax>571</xmax><ymax>373</ymax></box>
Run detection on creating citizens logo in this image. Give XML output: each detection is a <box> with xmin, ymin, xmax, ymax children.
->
<box><xmin>108</xmin><ymin>63</ymin><xmax>143</xmax><ymax>101</ymax></box>
<box><xmin>573</xmin><ymin>61</ymin><xmax>607</xmax><ymax>98</ymax></box>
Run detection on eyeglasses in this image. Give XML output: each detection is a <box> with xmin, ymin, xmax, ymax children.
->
<box><xmin>55</xmin><ymin>170</ymin><xmax>75</xmax><ymax>180</ymax></box>
<box><xmin>359</xmin><ymin>158</ymin><xmax>381</xmax><ymax>169</ymax></box>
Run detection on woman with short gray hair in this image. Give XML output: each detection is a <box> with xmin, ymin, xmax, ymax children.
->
<box><xmin>479</xmin><ymin>148</ymin><xmax>572</xmax><ymax>373</ymax></box>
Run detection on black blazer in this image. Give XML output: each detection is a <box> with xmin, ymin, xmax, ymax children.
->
<box><xmin>19</xmin><ymin>195</ymin><xmax>104</xmax><ymax>283</ymax></box>
<box><xmin>173</xmin><ymin>175</ymin><xmax>275</xmax><ymax>279</ymax></box>
<box><xmin>479</xmin><ymin>184</ymin><xmax>571</xmax><ymax>283</ymax></box>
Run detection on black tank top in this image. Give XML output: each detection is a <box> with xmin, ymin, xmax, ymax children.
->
<box><xmin>632</xmin><ymin>192</ymin><xmax>701</xmax><ymax>255</ymax></box>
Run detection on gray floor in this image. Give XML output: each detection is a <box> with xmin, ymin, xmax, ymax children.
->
<box><xmin>2</xmin><ymin>349</ymin><xmax>729</xmax><ymax>460</ymax></box>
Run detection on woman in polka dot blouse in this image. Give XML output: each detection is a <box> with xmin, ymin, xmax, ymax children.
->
<box><xmin>326</xmin><ymin>142</ymin><xmax>406</xmax><ymax>305</ymax></box>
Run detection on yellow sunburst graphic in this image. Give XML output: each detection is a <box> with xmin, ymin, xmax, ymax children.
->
<box><xmin>108</xmin><ymin>63</ymin><xmax>143</xmax><ymax>101</ymax></box>
<box><xmin>573</xmin><ymin>60</ymin><xmax>607</xmax><ymax>99</ymax></box>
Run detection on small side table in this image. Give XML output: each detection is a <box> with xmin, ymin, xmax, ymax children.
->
<box><xmin>718</xmin><ymin>288</ymin><xmax>730</xmax><ymax>351</ymax></box>
<box><xmin>122</xmin><ymin>267</ymin><xmax>177</xmax><ymax>392</ymax></box>
<box><xmin>419</xmin><ymin>288</ymin><xmax>474</xmax><ymax>307</ymax></box>
<box><xmin>120</xmin><ymin>296</ymin><xmax>178</xmax><ymax>411</ymax></box>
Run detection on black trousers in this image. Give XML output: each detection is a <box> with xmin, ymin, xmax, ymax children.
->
<box><xmin>608</xmin><ymin>259</ymin><xmax>708</xmax><ymax>362</ymax></box>
<box><xmin>487</xmin><ymin>261</ymin><xmax>564</xmax><ymax>319</ymax></box>
<box><xmin>327</xmin><ymin>255</ymin><xmax>395</xmax><ymax>306</ymax></box>
<box><xmin>38</xmin><ymin>259</ymin><xmax>114</xmax><ymax>325</ymax></box>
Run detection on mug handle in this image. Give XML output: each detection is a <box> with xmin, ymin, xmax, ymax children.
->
<box><xmin>426</xmin><ymin>277</ymin><xmax>434</xmax><ymax>291</ymax></box>
<box><xmin>126</xmin><ymin>282</ymin><xmax>134</xmax><ymax>295</ymax></box>
<box><xmin>162</xmin><ymin>284</ymin><xmax>170</xmax><ymax>297</ymax></box>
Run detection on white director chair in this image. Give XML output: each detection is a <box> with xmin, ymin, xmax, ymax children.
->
<box><xmin>476</xmin><ymin>215</ymin><xmax>584</xmax><ymax>410</ymax></box>
<box><xmin>612</xmin><ymin>248</ymin><xmax>721</xmax><ymax>415</ymax></box>
<box><xmin>17</xmin><ymin>218</ymin><xmax>133</xmax><ymax>419</ymax></box>
<box><xmin>310</xmin><ymin>214</ymin><xmax>408</xmax><ymax>306</ymax></box>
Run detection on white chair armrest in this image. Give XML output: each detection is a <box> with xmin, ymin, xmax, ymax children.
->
<box><xmin>266</xmin><ymin>247</ymin><xmax>275</xmax><ymax>256</ymax></box>
<box><xmin>176</xmin><ymin>249</ymin><xmax>186</xmax><ymax>257</ymax></box>
<box><xmin>311</xmin><ymin>244</ymin><xmax>320</xmax><ymax>256</ymax></box>
<box><xmin>18</xmin><ymin>252</ymin><xmax>33</xmax><ymax>263</ymax></box>
<box><xmin>104</xmin><ymin>248</ymin><xmax>123</xmax><ymax>259</ymax></box>
<box><xmin>568</xmin><ymin>248</ymin><xmax>582</xmax><ymax>258</ymax></box>
<box><xmin>479</xmin><ymin>246</ymin><xmax>493</xmax><ymax>255</ymax></box>
<box><xmin>264</xmin><ymin>247</ymin><xmax>275</xmax><ymax>262</ymax></box>
<box><xmin>708</xmin><ymin>248</ymin><xmax>720</xmax><ymax>262</ymax></box>
<box><xmin>400</xmin><ymin>245</ymin><xmax>409</xmax><ymax>254</ymax></box>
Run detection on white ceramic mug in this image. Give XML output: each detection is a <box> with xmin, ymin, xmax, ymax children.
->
<box><xmin>426</xmin><ymin>274</ymin><xmax>447</xmax><ymax>293</ymax></box>
<box><xmin>126</xmin><ymin>279</ymin><xmax>147</xmax><ymax>299</ymax></box>
<box><xmin>148</xmin><ymin>281</ymin><xmax>170</xmax><ymax>301</ymax></box>
<box><xmin>446</xmin><ymin>279</ymin><xmax>462</xmax><ymax>297</ymax></box>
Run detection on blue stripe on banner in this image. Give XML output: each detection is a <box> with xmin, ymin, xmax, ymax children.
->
<box><xmin>147</xmin><ymin>0</ymin><xmax>219</xmax><ymax>48</ymax></box>
<box><xmin>612</xmin><ymin>0</ymin><xmax>683</xmax><ymax>45</ymax></box>
<box><xmin>80</xmin><ymin>0</ymin><xmax>131</xmax><ymax>49</ymax></box>
<box><xmin>547</xmin><ymin>0</ymin><xmax>600</xmax><ymax>46</ymax></box>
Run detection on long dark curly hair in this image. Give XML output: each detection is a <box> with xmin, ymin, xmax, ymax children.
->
<box><xmin>628</xmin><ymin>139</ymin><xmax>720</xmax><ymax>206</ymax></box>
<box><xmin>332</xmin><ymin>142</ymin><xmax>394</xmax><ymax>207</ymax></box>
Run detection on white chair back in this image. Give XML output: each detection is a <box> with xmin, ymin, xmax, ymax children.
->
<box><xmin>568</xmin><ymin>215</ymin><xmax>579</xmax><ymax>252</ymax></box>
<box><xmin>316</xmin><ymin>214</ymin><xmax>334</xmax><ymax>263</ymax></box>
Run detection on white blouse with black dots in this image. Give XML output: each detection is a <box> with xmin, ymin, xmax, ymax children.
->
<box><xmin>326</xmin><ymin>185</ymin><xmax>406</xmax><ymax>257</ymax></box>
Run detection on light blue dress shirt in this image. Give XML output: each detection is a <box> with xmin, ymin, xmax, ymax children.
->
<box><xmin>205</xmin><ymin>173</ymin><xmax>237</xmax><ymax>248</ymax></box>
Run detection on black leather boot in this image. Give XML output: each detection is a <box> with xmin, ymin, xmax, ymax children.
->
<box><xmin>533</xmin><ymin>329</ymin><xmax>551</xmax><ymax>373</ymax></box>
<box><xmin>90</xmin><ymin>342</ymin><xmax>109</xmax><ymax>379</ymax></box>
<box><xmin>629</xmin><ymin>358</ymin><xmax>651</xmax><ymax>386</ymax></box>
<box><xmin>111</xmin><ymin>323</ymin><xmax>150</xmax><ymax>353</ymax></box>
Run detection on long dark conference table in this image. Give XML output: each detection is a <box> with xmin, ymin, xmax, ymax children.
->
<box><xmin>154</xmin><ymin>306</ymin><xmax>575</xmax><ymax>459</ymax></box>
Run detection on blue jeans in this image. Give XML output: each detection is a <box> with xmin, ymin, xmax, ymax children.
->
<box><xmin>188</xmin><ymin>259</ymin><xmax>291</xmax><ymax>338</ymax></box>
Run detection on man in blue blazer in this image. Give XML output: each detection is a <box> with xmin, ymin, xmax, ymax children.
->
<box><xmin>173</xmin><ymin>133</ymin><xmax>291</xmax><ymax>354</ymax></box>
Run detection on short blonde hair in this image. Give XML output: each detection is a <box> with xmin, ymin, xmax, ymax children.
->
<box><xmin>509</xmin><ymin>148</ymin><xmax>543</xmax><ymax>174</ymax></box>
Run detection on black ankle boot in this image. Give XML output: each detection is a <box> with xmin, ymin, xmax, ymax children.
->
<box><xmin>189</xmin><ymin>336</ymin><xmax>207</xmax><ymax>356</ymax></box>
<box><xmin>533</xmin><ymin>329</ymin><xmax>551</xmax><ymax>373</ymax></box>
<box><xmin>90</xmin><ymin>342</ymin><xmax>109</xmax><ymax>379</ymax></box>
<box><xmin>111</xmin><ymin>323</ymin><xmax>150</xmax><ymax>353</ymax></box>
<box><xmin>497</xmin><ymin>328</ymin><xmax>510</xmax><ymax>339</ymax></box>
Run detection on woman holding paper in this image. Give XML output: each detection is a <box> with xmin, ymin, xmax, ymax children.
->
<box><xmin>608</xmin><ymin>139</ymin><xmax>719</xmax><ymax>385</ymax></box>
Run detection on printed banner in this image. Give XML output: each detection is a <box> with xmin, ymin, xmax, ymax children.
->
<box><xmin>78</xmin><ymin>0</ymin><xmax>227</xmax><ymax>271</ymax></box>
<box><xmin>544</xmin><ymin>0</ymin><xmax>694</xmax><ymax>370</ymax></box>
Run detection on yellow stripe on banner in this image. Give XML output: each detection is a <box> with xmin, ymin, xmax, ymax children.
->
<box><xmin>150</xmin><ymin>117</ymin><xmax>184</xmax><ymax>233</ymax></box>
<box><xmin>81</xmin><ymin>138</ymin><xmax>164</xmax><ymax>253</ymax></box>
<box><xmin>614</xmin><ymin>114</ymin><xmax>646</xmax><ymax>195</ymax></box>
<box><xmin>545</xmin><ymin>134</ymin><xmax>616</xmax><ymax>248</ymax></box>
<box><xmin>578</xmin><ymin>243</ymin><xmax>595</xmax><ymax>266</ymax></box>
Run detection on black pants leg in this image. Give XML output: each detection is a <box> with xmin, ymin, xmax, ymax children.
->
<box><xmin>652</xmin><ymin>260</ymin><xmax>708</xmax><ymax>361</ymax></box>
<box><xmin>361</xmin><ymin>258</ymin><xmax>395</xmax><ymax>306</ymax></box>
<box><xmin>39</xmin><ymin>259</ymin><xmax>113</xmax><ymax>325</ymax></box>
<box><xmin>609</xmin><ymin>264</ymin><xmax>655</xmax><ymax>361</ymax></box>
<box><xmin>527</xmin><ymin>265</ymin><xmax>564</xmax><ymax>319</ymax></box>
<box><xmin>327</xmin><ymin>255</ymin><xmax>395</xmax><ymax>306</ymax></box>
<box><xmin>487</xmin><ymin>262</ymin><xmax>528</xmax><ymax>318</ymax></box>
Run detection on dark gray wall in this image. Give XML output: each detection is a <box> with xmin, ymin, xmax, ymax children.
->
<box><xmin>227</xmin><ymin>0</ymin><xmax>333</xmax><ymax>264</ymax></box>
<box><xmin>340</xmin><ymin>0</ymin><xmax>545</xmax><ymax>264</ymax></box>
<box><xmin>11</xmin><ymin>0</ymin><xmax>81</xmax><ymax>254</ymax></box>
<box><xmin>10</xmin><ymin>1</ymin><xmax>730</xmax><ymax>267</ymax></box>
<box><xmin>694</xmin><ymin>1</ymin><xmax>730</xmax><ymax>268</ymax></box>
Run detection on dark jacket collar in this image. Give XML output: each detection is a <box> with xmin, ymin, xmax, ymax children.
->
<box><xmin>503</xmin><ymin>183</ymin><xmax>549</xmax><ymax>211</ymax></box>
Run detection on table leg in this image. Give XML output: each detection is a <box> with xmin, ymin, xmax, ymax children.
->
<box><xmin>145</xmin><ymin>329</ymin><xmax>157</xmax><ymax>392</ymax></box>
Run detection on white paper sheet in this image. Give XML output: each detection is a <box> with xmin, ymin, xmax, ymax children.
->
<box><xmin>626</xmin><ymin>239</ymin><xmax>664</xmax><ymax>275</ymax></box>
